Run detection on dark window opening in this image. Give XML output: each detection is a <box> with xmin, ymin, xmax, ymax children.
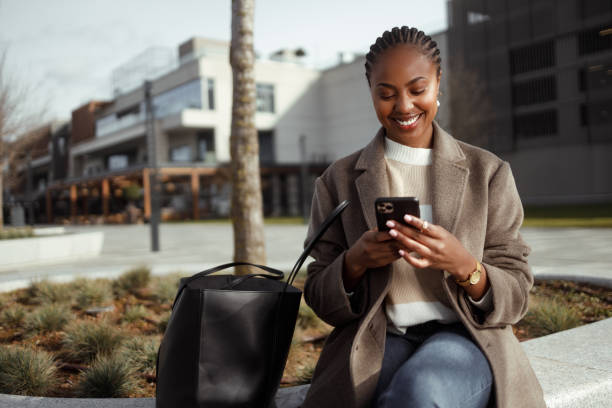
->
<box><xmin>116</xmin><ymin>105</ymin><xmax>140</xmax><ymax>119</ymax></box>
<box><xmin>513</xmin><ymin>110</ymin><xmax>558</xmax><ymax>139</ymax></box>
<box><xmin>512</xmin><ymin>76</ymin><xmax>557</xmax><ymax>106</ymax></box>
<box><xmin>198</xmin><ymin>130</ymin><xmax>215</xmax><ymax>163</ymax></box>
<box><xmin>258</xmin><ymin>130</ymin><xmax>275</xmax><ymax>164</ymax></box>
<box><xmin>510</xmin><ymin>41</ymin><xmax>555</xmax><ymax>75</ymax></box>
<box><xmin>578</xmin><ymin>26</ymin><xmax>612</xmax><ymax>55</ymax></box>
<box><xmin>207</xmin><ymin>78</ymin><xmax>215</xmax><ymax>110</ymax></box>
<box><xmin>579</xmin><ymin>0</ymin><xmax>612</xmax><ymax>19</ymax></box>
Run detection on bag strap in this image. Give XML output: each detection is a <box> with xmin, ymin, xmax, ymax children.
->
<box><xmin>285</xmin><ymin>199</ymin><xmax>349</xmax><ymax>287</ymax></box>
<box><xmin>172</xmin><ymin>261</ymin><xmax>283</xmax><ymax>309</ymax></box>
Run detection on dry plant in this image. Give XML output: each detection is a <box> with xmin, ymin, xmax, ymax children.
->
<box><xmin>0</xmin><ymin>346</ymin><xmax>58</xmax><ymax>396</ymax></box>
<box><xmin>113</xmin><ymin>266</ymin><xmax>151</xmax><ymax>297</ymax></box>
<box><xmin>23</xmin><ymin>280</ymin><xmax>74</xmax><ymax>305</ymax></box>
<box><xmin>25</xmin><ymin>304</ymin><xmax>72</xmax><ymax>334</ymax></box>
<box><xmin>73</xmin><ymin>279</ymin><xmax>113</xmax><ymax>310</ymax></box>
<box><xmin>119</xmin><ymin>336</ymin><xmax>159</xmax><ymax>377</ymax></box>
<box><xmin>61</xmin><ymin>319</ymin><xmax>125</xmax><ymax>363</ymax></box>
<box><xmin>74</xmin><ymin>354</ymin><xmax>137</xmax><ymax>398</ymax></box>
<box><xmin>522</xmin><ymin>296</ymin><xmax>582</xmax><ymax>337</ymax></box>
<box><xmin>0</xmin><ymin>303</ymin><xmax>27</xmax><ymax>328</ymax></box>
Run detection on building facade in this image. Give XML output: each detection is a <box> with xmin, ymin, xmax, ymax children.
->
<box><xmin>447</xmin><ymin>0</ymin><xmax>612</xmax><ymax>204</ymax></box>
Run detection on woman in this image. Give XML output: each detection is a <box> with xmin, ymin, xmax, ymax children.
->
<box><xmin>301</xmin><ymin>27</ymin><xmax>545</xmax><ymax>408</ymax></box>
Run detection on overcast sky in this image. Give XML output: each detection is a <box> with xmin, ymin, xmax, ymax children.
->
<box><xmin>0</xmin><ymin>0</ymin><xmax>447</xmax><ymax>122</ymax></box>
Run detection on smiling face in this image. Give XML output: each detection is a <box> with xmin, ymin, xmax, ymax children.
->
<box><xmin>369</xmin><ymin>44</ymin><xmax>440</xmax><ymax>148</ymax></box>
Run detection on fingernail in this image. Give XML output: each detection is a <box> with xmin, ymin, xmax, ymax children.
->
<box><xmin>386</xmin><ymin>220</ymin><xmax>395</xmax><ymax>228</ymax></box>
<box><xmin>398</xmin><ymin>249</ymin><xmax>405</xmax><ymax>256</ymax></box>
<box><xmin>389</xmin><ymin>229</ymin><xmax>398</xmax><ymax>237</ymax></box>
<box><xmin>404</xmin><ymin>215</ymin><xmax>412</xmax><ymax>222</ymax></box>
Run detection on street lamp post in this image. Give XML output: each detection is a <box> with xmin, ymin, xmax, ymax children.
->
<box><xmin>144</xmin><ymin>80</ymin><xmax>160</xmax><ymax>252</ymax></box>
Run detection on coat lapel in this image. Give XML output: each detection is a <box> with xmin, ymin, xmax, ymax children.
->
<box><xmin>431</xmin><ymin>122</ymin><xmax>469</xmax><ymax>235</ymax></box>
<box><xmin>354</xmin><ymin>128</ymin><xmax>390</xmax><ymax>230</ymax></box>
<box><xmin>355</xmin><ymin>123</ymin><xmax>468</xmax><ymax>235</ymax></box>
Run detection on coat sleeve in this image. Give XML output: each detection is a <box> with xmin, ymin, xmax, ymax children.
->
<box><xmin>458</xmin><ymin>161</ymin><xmax>533</xmax><ymax>328</ymax></box>
<box><xmin>303</xmin><ymin>177</ymin><xmax>368</xmax><ymax>328</ymax></box>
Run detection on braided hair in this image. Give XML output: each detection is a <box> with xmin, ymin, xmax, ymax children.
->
<box><xmin>365</xmin><ymin>26</ymin><xmax>441</xmax><ymax>86</ymax></box>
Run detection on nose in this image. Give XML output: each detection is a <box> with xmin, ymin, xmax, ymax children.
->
<box><xmin>395</xmin><ymin>92</ymin><xmax>414</xmax><ymax>113</ymax></box>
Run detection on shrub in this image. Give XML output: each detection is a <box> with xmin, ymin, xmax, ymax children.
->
<box><xmin>522</xmin><ymin>296</ymin><xmax>582</xmax><ymax>337</ymax></box>
<box><xmin>25</xmin><ymin>304</ymin><xmax>72</xmax><ymax>334</ymax></box>
<box><xmin>120</xmin><ymin>336</ymin><xmax>159</xmax><ymax>376</ymax></box>
<box><xmin>151</xmin><ymin>274</ymin><xmax>181</xmax><ymax>304</ymax></box>
<box><xmin>113</xmin><ymin>266</ymin><xmax>151</xmax><ymax>297</ymax></box>
<box><xmin>122</xmin><ymin>305</ymin><xmax>149</xmax><ymax>324</ymax></box>
<box><xmin>158</xmin><ymin>311</ymin><xmax>171</xmax><ymax>334</ymax></box>
<box><xmin>297</xmin><ymin>301</ymin><xmax>320</xmax><ymax>330</ymax></box>
<box><xmin>74</xmin><ymin>354</ymin><xmax>137</xmax><ymax>397</ymax></box>
<box><xmin>0</xmin><ymin>304</ymin><xmax>27</xmax><ymax>328</ymax></box>
<box><xmin>62</xmin><ymin>320</ymin><xmax>125</xmax><ymax>363</ymax></box>
<box><xmin>23</xmin><ymin>280</ymin><xmax>74</xmax><ymax>305</ymax></box>
<box><xmin>0</xmin><ymin>346</ymin><xmax>58</xmax><ymax>396</ymax></box>
<box><xmin>73</xmin><ymin>279</ymin><xmax>113</xmax><ymax>310</ymax></box>
<box><xmin>0</xmin><ymin>227</ymin><xmax>33</xmax><ymax>240</ymax></box>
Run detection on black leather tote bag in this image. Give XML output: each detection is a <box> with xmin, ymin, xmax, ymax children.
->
<box><xmin>156</xmin><ymin>200</ymin><xmax>349</xmax><ymax>408</ymax></box>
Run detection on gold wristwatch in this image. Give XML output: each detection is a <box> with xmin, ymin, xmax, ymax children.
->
<box><xmin>455</xmin><ymin>261</ymin><xmax>482</xmax><ymax>287</ymax></box>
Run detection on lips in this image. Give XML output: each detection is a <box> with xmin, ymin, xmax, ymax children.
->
<box><xmin>392</xmin><ymin>113</ymin><xmax>422</xmax><ymax>129</ymax></box>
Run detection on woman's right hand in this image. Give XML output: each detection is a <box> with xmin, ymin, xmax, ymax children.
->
<box><xmin>343</xmin><ymin>229</ymin><xmax>401</xmax><ymax>291</ymax></box>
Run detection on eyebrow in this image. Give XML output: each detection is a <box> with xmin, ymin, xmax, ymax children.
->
<box><xmin>376</xmin><ymin>77</ymin><xmax>427</xmax><ymax>89</ymax></box>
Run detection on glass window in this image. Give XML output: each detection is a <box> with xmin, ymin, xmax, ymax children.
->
<box><xmin>256</xmin><ymin>83</ymin><xmax>275</xmax><ymax>113</ymax></box>
<box><xmin>170</xmin><ymin>145</ymin><xmax>192</xmax><ymax>162</ymax></box>
<box><xmin>154</xmin><ymin>79</ymin><xmax>203</xmax><ymax>118</ymax></box>
<box><xmin>198</xmin><ymin>131</ymin><xmax>215</xmax><ymax>163</ymax></box>
<box><xmin>258</xmin><ymin>130</ymin><xmax>275</xmax><ymax>163</ymax></box>
<box><xmin>207</xmin><ymin>78</ymin><xmax>215</xmax><ymax>110</ymax></box>
<box><xmin>108</xmin><ymin>155</ymin><xmax>129</xmax><ymax>170</ymax></box>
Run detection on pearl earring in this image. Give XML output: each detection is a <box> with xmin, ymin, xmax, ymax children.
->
<box><xmin>436</xmin><ymin>99</ymin><xmax>440</xmax><ymax>107</ymax></box>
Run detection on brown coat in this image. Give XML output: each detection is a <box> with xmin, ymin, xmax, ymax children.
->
<box><xmin>302</xmin><ymin>123</ymin><xmax>546</xmax><ymax>408</ymax></box>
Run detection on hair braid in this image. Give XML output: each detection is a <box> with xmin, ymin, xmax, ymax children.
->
<box><xmin>365</xmin><ymin>26</ymin><xmax>441</xmax><ymax>86</ymax></box>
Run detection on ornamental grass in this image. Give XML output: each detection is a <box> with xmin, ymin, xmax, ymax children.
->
<box><xmin>0</xmin><ymin>304</ymin><xmax>27</xmax><ymax>328</ymax></box>
<box><xmin>0</xmin><ymin>346</ymin><xmax>58</xmax><ymax>396</ymax></box>
<box><xmin>74</xmin><ymin>354</ymin><xmax>137</xmax><ymax>398</ymax></box>
<box><xmin>112</xmin><ymin>266</ymin><xmax>151</xmax><ymax>297</ymax></box>
<box><xmin>61</xmin><ymin>319</ymin><xmax>125</xmax><ymax>363</ymax></box>
<box><xmin>25</xmin><ymin>304</ymin><xmax>72</xmax><ymax>334</ymax></box>
<box><xmin>73</xmin><ymin>278</ymin><xmax>114</xmax><ymax>310</ymax></box>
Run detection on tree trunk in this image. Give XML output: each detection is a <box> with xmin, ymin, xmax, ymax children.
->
<box><xmin>0</xmin><ymin>165</ymin><xmax>3</xmax><ymax>229</ymax></box>
<box><xmin>230</xmin><ymin>0</ymin><xmax>266</xmax><ymax>275</ymax></box>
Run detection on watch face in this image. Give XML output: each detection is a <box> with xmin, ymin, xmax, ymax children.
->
<box><xmin>470</xmin><ymin>269</ymin><xmax>481</xmax><ymax>285</ymax></box>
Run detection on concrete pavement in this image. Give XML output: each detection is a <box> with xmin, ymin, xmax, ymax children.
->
<box><xmin>0</xmin><ymin>224</ymin><xmax>611</xmax><ymax>290</ymax></box>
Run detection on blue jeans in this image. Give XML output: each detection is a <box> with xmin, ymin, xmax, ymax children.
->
<box><xmin>372</xmin><ymin>322</ymin><xmax>493</xmax><ymax>408</ymax></box>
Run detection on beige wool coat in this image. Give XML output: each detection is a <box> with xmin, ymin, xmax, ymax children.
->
<box><xmin>301</xmin><ymin>122</ymin><xmax>546</xmax><ymax>408</ymax></box>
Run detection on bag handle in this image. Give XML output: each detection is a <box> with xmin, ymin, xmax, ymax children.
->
<box><xmin>172</xmin><ymin>261</ymin><xmax>283</xmax><ymax>309</ymax></box>
<box><xmin>285</xmin><ymin>199</ymin><xmax>349</xmax><ymax>288</ymax></box>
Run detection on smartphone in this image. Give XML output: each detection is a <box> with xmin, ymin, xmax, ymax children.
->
<box><xmin>375</xmin><ymin>197</ymin><xmax>420</xmax><ymax>231</ymax></box>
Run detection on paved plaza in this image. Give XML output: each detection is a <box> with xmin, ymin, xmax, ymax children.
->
<box><xmin>1</xmin><ymin>223</ymin><xmax>611</xmax><ymax>290</ymax></box>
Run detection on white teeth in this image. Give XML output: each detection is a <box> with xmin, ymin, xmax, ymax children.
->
<box><xmin>395</xmin><ymin>115</ymin><xmax>420</xmax><ymax>126</ymax></box>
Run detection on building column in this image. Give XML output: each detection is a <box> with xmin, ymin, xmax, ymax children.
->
<box><xmin>45</xmin><ymin>189</ymin><xmax>53</xmax><ymax>224</ymax></box>
<box><xmin>143</xmin><ymin>169</ymin><xmax>151</xmax><ymax>219</ymax></box>
<box><xmin>271</xmin><ymin>174</ymin><xmax>282</xmax><ymax>216</ymax></box>
<box><xmin>102</xmin><ymin>179</ymin><xmax>110</xmax><ymax>219</ymax></box>
<box><xmin>70</xmin><ymin>185</ymin><xmax>77</xmax><ymax>222</ymax></box>
<box><xmin>191</xmin><ymin>172</ymin><xmax>200</xmax><ymax>220</ymax></box>
<box><xmin>286</xmin><ymin>173</ymin><xmax>300</xmax><ymax>217</ymax></box>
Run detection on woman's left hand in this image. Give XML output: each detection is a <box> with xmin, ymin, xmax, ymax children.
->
<box><xmin>386</xmin><ymin>215</ymin><xmax>475</xmax><ymax>281</ymax></box>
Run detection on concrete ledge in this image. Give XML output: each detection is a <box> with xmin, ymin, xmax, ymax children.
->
<box><xmin>0</xmin><ymin>232</ymin><xmax>104</xmax><ymax>271</ymax></box>
<box><xmin>1</xmin><ymin>321</ymin><xmax>610</xmax><ymax>407</ymax></box>
<box><xmin>524</xmin><ymin>318</ymin><xmax>612</xmax><ymax>407</ymax></box>
<box><xmin>0</xmin><ymin>385</ymin><xmax>310</xmax><ymax>408</ymax></box>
